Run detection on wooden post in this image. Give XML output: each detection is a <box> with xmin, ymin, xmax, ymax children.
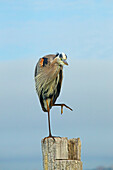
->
<box><xmin>41</xmin><ymin>137</ymin><xmax>83</xmax><ymax>170</ymax></box>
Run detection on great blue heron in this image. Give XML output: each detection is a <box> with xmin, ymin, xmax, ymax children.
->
<box><xmin>34</xmin><ymin>52</ymin><xmax>72</xmax><ymax>137</ymax></box>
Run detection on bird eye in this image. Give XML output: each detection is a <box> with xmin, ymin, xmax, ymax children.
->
<box><xmin>59</xmin><ymin>54</ymin><xmax>62</xmax><ymax>59</ymax></box>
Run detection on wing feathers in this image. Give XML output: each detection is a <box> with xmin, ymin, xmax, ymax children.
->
<box><xmin>34</xmin><ymin>54</ymin><xmax>63</xmax><ymax>111</ymax></box>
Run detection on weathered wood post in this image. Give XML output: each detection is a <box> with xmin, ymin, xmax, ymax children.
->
<box><xmin>41</xmin><ymin>137</ymin><xmax>83</xmax><ymax>170</ymax></box>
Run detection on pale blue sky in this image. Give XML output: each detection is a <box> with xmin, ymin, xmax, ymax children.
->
<box><xmin>1</xmin><ymin>0</ymin><xmax>113</xmax><ymax>61</ymax></box>
<box><xmin>0</xmin><ymin>1</ymin><xmax>113</xmax><ymax>170</ymax></box>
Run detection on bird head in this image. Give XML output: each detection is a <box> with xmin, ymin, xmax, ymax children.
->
<box><xmin>55</xmin><ymin>52</ymin><xmax>68</xmax><ymax>66</ymax></box>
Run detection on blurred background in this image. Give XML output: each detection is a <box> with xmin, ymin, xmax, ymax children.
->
<box><xmin>0</xmin><ymin>0</ymin><xmax>113</xmax><ymax>170</ymax></box>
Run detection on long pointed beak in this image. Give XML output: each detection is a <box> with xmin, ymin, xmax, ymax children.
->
<box><xmin>62</xmin><ymin>59</ymin><xmax>68</xmax><ymax>65</ymax></box>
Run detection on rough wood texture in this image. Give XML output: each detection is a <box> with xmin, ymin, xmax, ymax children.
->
<box><xmin>68</xmin><ymin>138</ymin><xmax>81</xmax><ymax>161</ymax></box>
<box><xmin>41</xmin><ymin>137</ymin><xmax>83</xmax><ymax>170</ymax></box>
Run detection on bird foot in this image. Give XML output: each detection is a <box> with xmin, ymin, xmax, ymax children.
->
<box><xmin>42</xmin><ymin>135</ymin><xmax>61</xmax><ymax>143</ymax></box>
<box><xmin>61</xmin><ymin>104</ymin><xmax>73</xmax><ymax>114</ymax></box>
<box><xmin>52</xmin><ymin>103</ymin><xmax>73</xmax><ymax>114</ymax></box>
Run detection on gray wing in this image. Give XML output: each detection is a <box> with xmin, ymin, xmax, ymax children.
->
<box><xmin>34</xmin><ymin>54</ymin><xmax>63</xmax><ymax>111</ymax></box>
<box><xmin>34</xmin><ymin>54</ymin><xmax>57</xmax><ymax>96</ymax></box>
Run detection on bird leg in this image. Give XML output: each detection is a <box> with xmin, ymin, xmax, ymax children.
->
<box><xmin>42</xmin><ymin>100</ymin><xmax>62</xmax><ymax>143</ymax></box>
<box><xmin>52</xmin><ymin>103</ymin><xmax>73</xmax><ymax>114</ymax></box>
<box><xmin>46</xmin><ymin>99</ymin><xmax>52</xmax><ymax>137</ymax></box>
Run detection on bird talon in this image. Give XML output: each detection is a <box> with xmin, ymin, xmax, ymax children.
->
<box><xmin>43</xmin><ymin>135</ymin><xmax>55</xmax><ymax>143</ymax></box>
<box><xmin>43</xmin><ymin>135</ymin><xmax>61</xmax><ymax>143</ymax></box>
<box><xmin>61</xmin><ymin>104</ymin><xmax>73</xmax><ymax>114</ymax></box>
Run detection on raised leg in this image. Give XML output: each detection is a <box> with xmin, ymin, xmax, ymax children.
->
<box><xmin>52</xmin><ymin>103</ymin><xmax>73</xmax><ymax>114</ymax></box>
